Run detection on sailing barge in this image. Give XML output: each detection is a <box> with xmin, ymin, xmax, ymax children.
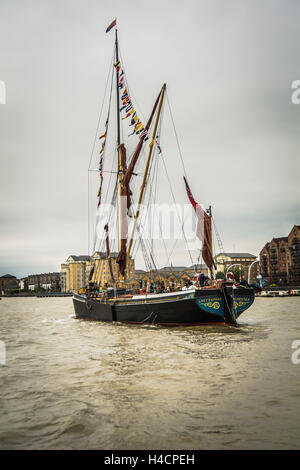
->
<box><xmin>73</xmin><ymin>21</ymin><xmax>255</xmax><ymax>326</ymax></box>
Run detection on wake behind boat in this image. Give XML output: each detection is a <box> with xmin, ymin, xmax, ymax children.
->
<box><xmin>73</xmin><ymin>20</ymin><xmax>255</xmax><ymax>326</ymax></box>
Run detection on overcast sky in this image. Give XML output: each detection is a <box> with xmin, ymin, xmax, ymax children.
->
<box><xmin>0</xmin><ymin>0</ymin><xmax>299</xmax><ymax>278</ymax></box>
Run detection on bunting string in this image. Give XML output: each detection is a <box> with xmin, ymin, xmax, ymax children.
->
<box><xmin>97</xmin><ymin>116</ymin><xmax>109</xmax><ymax>207</ymax></box>
<box><xmin>114</xmin><ymin>60</ymin><xmax>149</xmax><ymax>141</ymax></box>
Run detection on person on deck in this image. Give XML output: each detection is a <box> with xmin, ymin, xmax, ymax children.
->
<box><xmin>199</xmin><ymin>273</ymin><xmax>207</xmax><ymax>287</ymax></box>
<box><xmin>239</xmin><ymin>276</ymin><xmax>250</xmax><ymax>288</ymax></box>
<box><xmin>239</xmin><ymin>276</ymin><xmax>259</xmax><ymax>290</ymax></box>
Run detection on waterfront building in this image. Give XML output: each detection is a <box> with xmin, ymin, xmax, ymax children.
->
<box><xmin>214</xmin><ymin>253</ymin><xmax>257</xmax><ymax>278</ymax></box>
<box><xmin>0</xmin><ymin>274</ymin><xmax>19</xmax><ymax>293</ymax></box>
<box><xmin>260</xmin><ymin>225</ymin><xmax>300</xmax><ymax>285</ymax></box>
<box><xmin>60</xmin><ymin>255</ymin><xmax>91</xmax><ymax>292</ymax></box>
<box><xmin>60</xmin><ymin>253</ymin><xmax>136</xmax><ymax>291</ymax></box>
<box><xmin>90</xmin><ymin>251</ymin><xmax>135</xmax><ymax>288</ymax></box>
<box><xmin>134</xmin><ymin>264</ymin><xmax>209</xmax><ymax>289</ymax></box>
<box><xmin>19</xmin><ymin>278</ymin><xmax>28</xmax><ymax>291</ymax></box>
<box><xmin>61</xmin><ymin>255</ymin><xmax>210</xmax><ymax>292</ymax></box>
<box><xmin>60</xmin><ymin>268</ymin><xmax>68</xmax><ymax>293</ymax></box>
<box><xmin>27</xmin><ymin>273</ymin><xmax>60</xmax><ymax>291</ymax></box>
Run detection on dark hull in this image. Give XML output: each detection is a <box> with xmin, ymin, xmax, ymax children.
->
<box><xmin>73</xmin><ymin>287</ymin><xmax>254</xmax><ymax>326</ymax></box>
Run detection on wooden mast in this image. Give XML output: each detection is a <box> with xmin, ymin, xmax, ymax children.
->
<box><xmin>115</xmin><ymin>28</ymin><xmax>121</xmax><ymax>149</ymax></box>
<box><xmin>126</xmin><ymin>83</ymin><xmax>166</xmax><ymax>263</ymax></box>
<box><xmin>208</xmin><ymin>205</ymin><xmax>214</xmax><ymax>279</ymax></box>
<box><xmin>115</xmin><ymin>28</ymin><xmax>125</xmax><ymax>285</ymax></box>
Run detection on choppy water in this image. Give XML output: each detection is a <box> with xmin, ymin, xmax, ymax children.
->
<box><xmin>0</xmin><ymin>296</ymin><xmax>299</xmax><ymax>449</ymax></box>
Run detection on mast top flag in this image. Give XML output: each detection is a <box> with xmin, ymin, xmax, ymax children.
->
<box><xmin>106</xmin><ymin>18</ymin><xmax>117</xmax><ymax>33</ymax></box>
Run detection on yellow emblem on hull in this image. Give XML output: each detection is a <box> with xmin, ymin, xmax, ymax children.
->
<box><xmin>202</xmin><ymin>301</ymin><xmax>220</xmax><ymax>310</ymax></box>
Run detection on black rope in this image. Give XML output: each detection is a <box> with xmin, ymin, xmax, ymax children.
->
<box><xmin>159</xmin><ymin>150</ymin><xmax>194</xmax><ymax>267</ymax></box>
<box><xmin>89</xmin><ymin>51</ymin><xmax>114</xmax><ymax>255</ymax></box>
<box><xmin>166</xmin><ymin>91</ymin><xmax>188</xmax><ymax>179</ymax></box>
<box><xmin>88</xmin><ymin>49</ymin><xmax>114</xmax><ymax>171</ymax></box>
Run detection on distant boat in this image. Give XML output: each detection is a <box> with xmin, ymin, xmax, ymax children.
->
<box><xmin>73</xmin><ymin>21</ymin><xmax>255</xmax><ymax>326</ymax></box>
<box><xmin>265</xmin><ymin>291</ymin><xmax>288</xmax><ymax>297</ymax></box>
<box><xmin>259</xmin><ymin>290</ymin><xmax>292</xmax><ymax>297</ymax></box>
<box><xmin>36</xmin><ymin>292</ymin><xmax>73</xmax><ymax>297</ymax></box>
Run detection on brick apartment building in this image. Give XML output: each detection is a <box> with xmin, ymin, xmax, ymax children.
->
<box><xmin>260</xmin><ymin>225</ymin><xmax>300</xmax><ymax>285</ymax></box>
<box><xmin>27</xmin><ymin>272</ymin><xmax>61</xmax><ymax>291</ymax></box>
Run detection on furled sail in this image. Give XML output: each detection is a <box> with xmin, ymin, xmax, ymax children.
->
<box><xmin>183</xmin><ymin>177</ymin><xmax>216</xmax><ymax>274</ymax></box>
<box><xmin>104</xmin><ymin>224</ymin><xmax>115</xmax><ymax>283</ymax></box>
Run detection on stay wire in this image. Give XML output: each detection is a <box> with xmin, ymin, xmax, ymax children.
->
<box><xmin>89</xmin><ymin>50</ymin><xmax>114</xmax><ymax>254</ymax></box>
<box><xmin>166</xmin><ymin>91</ymin><xmax>188</xmax><ymax>179</ymax></box>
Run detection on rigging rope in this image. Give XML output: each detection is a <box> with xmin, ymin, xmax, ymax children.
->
<box><xmin>166</xmin><ymin>90</ymin><xmax>226</xmax><ymax>272</ymax></box>
<box><xmin>88</xmin><ymin>49</ymin><xmax>230</xmax><ymax>283</ymax></box>
<box><xmin>88</xmin><ymin>50</ymin><xmax>114</xmax><ymax>255</ymax></box>
<box><xmin>88</xmin><ymin>50</ymin><xmax>114</xmax><ymax>171</ymax></box>
<box><xmin>212</xmin><ymin>215</ymin><xmax>225</xmax><ymax>254</ymax></box>
<box><xmin>166</xmin><ymin>91</ymin><xmax>188</xmax><ymax>179</ymax></box>
<box><xmin>159</xmin><ymin>150</ymin><xmax>194</xmax><ymax>267</ymax></box>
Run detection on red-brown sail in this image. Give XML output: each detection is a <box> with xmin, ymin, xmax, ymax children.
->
<box><xmin>202</xmin><ymin>211</ymin><xmax>215</xmax><ymax>273</ymax></box>
<box><xmin>183</xmin><ymin>177</ymin><xmax>216</xmax><ymax>274</ymax></box>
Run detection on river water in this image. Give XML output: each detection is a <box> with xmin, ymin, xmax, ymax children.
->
<box><xmin>0</xmin><ymin>296</ymin><xmax>299</xmax><ymax>450</ymax></box>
